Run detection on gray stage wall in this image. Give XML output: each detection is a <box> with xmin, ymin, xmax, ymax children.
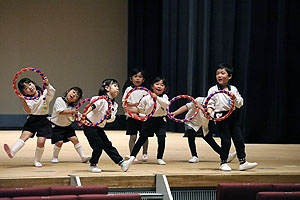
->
<box><xmin>0</xmin><ymin>0</ymin><xmax>128</xmax><ymax>129</ymax></box>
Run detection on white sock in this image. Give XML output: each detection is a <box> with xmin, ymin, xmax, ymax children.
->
<box><xmin>74</xmin><ymin>143</ymin><xmax>85</xmax><ymax>159</ymax></box>
<box><xmin>34</xmin><ymin>147</ymin><xmax>44</xmax><ymax>163</ymax></box>
<box><xmin>53</xmin><ymin>145</ymin><xmax>61</xmax><ymax>158</ymax></box>
<box><xmin>11</xmin><ymin>139</ymin><xmax>25</xmax><ymax>156</ymax></box>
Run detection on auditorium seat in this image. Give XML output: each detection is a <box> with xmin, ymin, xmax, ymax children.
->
<box><xmin>50</xmin><ymin>185</ymin><xmax>108</xmax><ymax>195</ymax></box>
<box><xmin>256</xmin><ymin>191</ymin><xmax>300</xmax><ymax>200</ymax></box>
<box><xmin>77</xmin><ymin>194</ymin><xmax>142</xmax><ymax>200</ymax></box>
<box><xmin>272</xmin><ymin>183</ymin><xmax>300</xmax><ymax>192</ymax></box>
<box><xmin>12</xmin><ymin>195</ymin><xmax>78</xmax><ymax>200</ymax></box>
<box><xmin>216</xmin><ymin>183</ymin><xmax>273</xmax><ymax>200</ymax></box>
<box><xmin>0</xmin><ymin>187</ymin><xmax>50</xmax><ymax>198</ymax></box>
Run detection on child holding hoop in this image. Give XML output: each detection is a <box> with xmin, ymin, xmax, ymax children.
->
<box><xmin>49</xmin><ymin>87</ymin><xmax>90</xmax><ymax>164</ymax></box>
<box><xmin>122</xmin><ymin>76</ymin><xmax>169</xmax><ymax>171</ymax></box>
<box><xmin>122</xmin><ymin>68</ymin><xmax>149</xmax><ymax>162</ymax></box>
<box><xmin>171</xmin><ymin>97</ymin><xmax>236</xmax><ymax>163</ymax></box>
<box><xmin>81</xmin><ymin>79</ymin><xmax>125</xmax><ymax>173</ymax></box>
<box><xmin>206</xmin><ymin>63</ymin><xmax>257</xmax><ymax>171</ymax></box>
<box><xmin>4</xmin><ymin>77</ymin><xmax>55</xmax><ymax>167</ymax></box>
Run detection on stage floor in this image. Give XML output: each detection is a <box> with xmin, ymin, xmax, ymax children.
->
<box><xmin>0</xmin><ymin>130</ymin><xmax>300</xmax><ymax>188</ymax></box>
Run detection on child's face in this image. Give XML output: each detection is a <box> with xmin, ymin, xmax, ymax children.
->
<box><xmin>22</xmin><ymin>82</ymin><xmax>37</xmax><ymax>96</ymax></box>
<box><xmin>66</xmin><ymin>89</ymin><xmax>80</xmax><ymax>103</ymax></box>
<box><xmin>216</xmin><ymin>68</ymin><xmax>231</xmax><ymax>87</ymax></box>
<box><xmin>107</xmin><ymin>83</ymin><xmax>119</xmax><ymax>98</ymax></box>
<box><xmin>130</xmin><ymin>72</ymin><xmax>144</xmax><ymax>87</ymax></box>
<box><xmin>151</xmin><ymin>80</ymin><xmax>166</xmax><ymax>96</ymax></box>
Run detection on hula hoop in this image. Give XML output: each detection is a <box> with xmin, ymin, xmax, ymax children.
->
<box><xmin>12</xmin><ymin>67</ymin><xmax>47</xmax><ymax>100</ymax></box>
<box><xmin>167</xmin><ymin>95</ymin><xmax>199</xmax><ymax>123</ymax></box>
<box><xmin>203</xmin><ymin>90</ymin><xmax>235</xmax><ymax>122</ymax></box>
<box><xmin>74</xmin><ymin>96</ymin><xmax>112</xmax><ymax>127</ymax></box>
<box><xmin>123</xmin><ymin>87</ymin><xmax>157</xmax><ymax>121</ymax></box>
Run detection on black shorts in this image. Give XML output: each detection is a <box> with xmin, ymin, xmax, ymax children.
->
<box><xmin>141</xmin><ymin>117</ymin><xmax>167</xmax><ymax>137</ymax></box>
<box><xmin>51</xmin><ymin>124</ymin><xmax>76</xmax><ymax>144</ymax></box>
<box><xmin>126</xmin><ymin>117</ymin><xmax>143</xmax><ymax>135</ymax></box>
<box><xmin>23</xmin><ymin>115</ymin><xmax>52</xmax><ymax>139</ymax></box>
<box><xmin>184</xmin><ymin>125</ymin><xmax>203</xmax><ymax>137</ymax></box>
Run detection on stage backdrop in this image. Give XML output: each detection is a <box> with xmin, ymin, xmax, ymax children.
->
<box><xmin>128</xmin><ymin>0</ymin><xmax>299</xmax><ymax>144</ymax></box>
<box><xmin>0</xmin><ymin>0</ymin><xmax>128</xmax><ymax>129</ymax></box>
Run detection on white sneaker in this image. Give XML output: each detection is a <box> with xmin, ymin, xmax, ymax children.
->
<box><xmin>81</xmin><ymin>155</ymin><xmax>91</xmax><ymax>163</ymax></box>
<box><xmin>120</xmin><ymin>160</ymin><xmax>133</xmax><ymax>172</ymax></box>
<box><xmin>134</xmin><ymin>158</ymin><xmax>139</xmax><ymax>163</ymax></box>
<box><xmin>188</xmin><ymin>156</ymin><xmax>199</xmax><ymax>163</ymax></box>
<box><xmin>51</xmin><ymin>157</ymin><xmax>59</xmax><ymax>163</ymax></box>
<box><xmin>239</xmin><ymin>161</ymin><xmax>258</xmax><ymax>171</ymax></box>
<box><xmin>141</xmin><ymin>154</ymin><xmax>148</xmax><ymax>162</ymax></box>
<box><xmin>227</xmin><ymin>151</ymin><xmax>237</xmax><ymax>163</ymax></box>
<box><xmin>219</xmin><ymin>163</ymin><xmax>231</xmax><ymax>171</ymax></box>
<box><xmin>157</xmin><ymin>159</ymin><xmax>166</xmax><ymax>165</ymax></box>
<box><xmin>4</xmin><ymin>144</ymin><xmax>14</xmax><ymax>158</ymax></box>
<box><xmin>34</xmin><ymin>161</ymin><xmax>43</xmax><ymax>167</ymax></box>
<box><xmin>89</xmin><ymin>165</ymin><xmax>101</xmax><ymax>173</ymax></box>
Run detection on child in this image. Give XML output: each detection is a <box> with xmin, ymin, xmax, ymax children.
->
<box><xmin>121</xmin><ymin>76</ymin><xmax>169</xmax><ymax>172</ymax></box>
<box><xmin>171</xmin><ymin>97</ymin><xmax>236</xmax><ymax>163</ymax></box>
<box><xmin>81</xmin><ymin>79</ymin><xmax>125</xmax><ymax>173</ymax></box>
<box><xmin>206</xmin><ymin>63</ymin><xmax>257</xmax><ymax>171</ymax></box>
<box><xmin>4</xmin><ymin>77</ymin><xmax>55</xmax><ymax>167</ymax></box>
<box><xmin>122</xmin><ymin>68</ymin><xmax>149</xmax><ymax>162</ymax></box>
<box><xmin>49</xmin><ymin>87</ymin><xmax>90</xmax><ymax>163</ymax></box>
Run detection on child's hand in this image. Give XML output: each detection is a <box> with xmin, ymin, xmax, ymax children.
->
<box><xmin>204</xmin><ymin>108</ymin><xmax>213</xmax><ymax>119</ymax></box>
<box><xmin>229</xmin><ymin>91</ymin><xmax>236</xmax><ymax>100</ymax></box>
<box><xmin>150</xmin><ymin>93</ymin><xmax>157</xmax><ymax>99</ymax></box>
<box><xmin>170</xmin><ymin>112</ymin><xmax>176</xmax><ymax>117</ymax></box>
<box><xmin>43</xmin><ymin>77</ymin><xmax>49</xmax><ymax>86</ymax></box>
<box><xmin>71</xmin><ymin>109</ymin><xmax>78</xmax><ymax>115</ymax></box>
<box><xmin>18</xmin><ymin>94</ymin><xmax>26</xmax><ymax>101</ymax></box>
<box><xmin>195</xmin><ymin>102</ymin><xmax>205</xmax><ymax>113</ymax></box>
<box><xmin>123</xmin><ymin>105</ymin><xmax>129</xmax><ymax>113</ymax></box>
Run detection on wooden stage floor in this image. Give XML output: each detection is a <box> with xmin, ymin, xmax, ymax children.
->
<box><xmin>0</xmin><ymin>130</ymin><xmax>300</xmax><ymax>189</ymax></box>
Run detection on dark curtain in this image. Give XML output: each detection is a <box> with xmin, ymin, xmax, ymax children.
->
<box><xmin>128</xmin><ymin>0</ymin><xmax>300</xmax><ymax>144</ymax></box>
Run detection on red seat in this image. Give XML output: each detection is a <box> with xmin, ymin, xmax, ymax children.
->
<box><xmin>77</xmin><ymin>194</ymin><xmax>141</xmax><ymax>200</ymax></box>
<box><xmin>12</xmin><ymin>195</ymin><xmax>78</xmax><ymax>200</ymax></box>
<box><xmin>216</xmin><ymin>183</ymin><xmax>273</xmax><ymax>200</ymax></box>
<box><xmin>256</xmin><ymin>191</ymin><xmax>300</xmax><ymax>200</ymax></box>
<box><xmin>272</xmin><ymin>183</ymin><xmax>300</xmax><ymax>192</ymax></box>
<box><xmin>50</xmin><ymin>185</ymin><xmax>108</xmax><ymax>195</ymax></box>
<box><xmin>0</xmin><ymin>187</ymin><xmax>50</xmax><ymax>198</ymax></box>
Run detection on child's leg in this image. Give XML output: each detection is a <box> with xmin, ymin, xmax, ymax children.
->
<box><xmin>4</xmin><ymin>131</ymin><xmax>32</xmax><ymax>158</ymax></box>
<box><xmin>203</xmin><ymin>134</ymin><xmax>221</xmax><ymax>155</ymax></box>
<box><xmin>34</xmin><ymin>136</ymin><xmax>46</xmax><ymax>167</ymax></box>
<box><xmin>51</xmin><ymin>141</ymin><xmax>63</xmax><ymax>163</ymax></box>
<box><xmin>129</xmin><ymin>135</ymin><xmax>137</xmax><ymax>153</ymax></box>
<box><xmin>69</xmin><ymin>136</ymin><xmax>90</xmax><ymax>163</ymax></box>
<box><xmin>142</xmin><ymin>138</ymin><xmax>149</xmax><ymax>155</ymax></box>
<box><xmin>188</xmin><ymin>135</ymin><xmax>198</xmax><ymax>157</ymax></box>
<box><xmin>157</xmin><ymin>136</ymin><xmax>166</xmax><ymax>160</ymax></box>
<box><xmin>100</xmin><ymin>131</ymin><xmax>123</xmax><ymax>164</ymax></box>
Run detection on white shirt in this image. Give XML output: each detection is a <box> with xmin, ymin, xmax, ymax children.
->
<box><xmin>122</xmin><ymin>86</ymin><xmax>148</xmax><ymax>117</ymax></box>
<box><xmin>185</xmin><ymin>97</ymin><xmax>209</xmax><ymax>136</ymax></box>
<box><xmin>25</xmin><ymin>84</ymin><xmax>56</xmax><ymax>115</ymax></box>
<box><xmin>137</xmin><ymin>94</ymin><xmax>169</xmax><ymax>117</ymax></box>
<box><xmin>207</xmin><ymin>85</ymin><xmax>243</xmax><ymax>112</ymax></box>
<box><xmin>87</xmin><ymin>96</ymin><xmax>118</xmax><ymax>128</ymax></box>
<box><xmin>49</xmin><ymin>97</ymin><xmax>76</xmax><ymax>127</ymax></box>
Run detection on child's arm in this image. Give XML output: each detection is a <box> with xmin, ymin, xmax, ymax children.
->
<box><xmin>44</xmin><ymin>77</ymin><xmax>56</xmax><ymax>101</ymax></box>
<box><xmin>151</xmin><ymin>93</ymin><xmax>169</xmax><ymax>108</ymax></box>
<box><xmin>18</xmin><ymin>95</ymin><xmax>31</xmax><ymax>114</ymax></box>
<box><xmin>171</xmin><ymin>105</ymin><xmax>188</xmax><ymax>116</ymax></box>
<box><xmin>58</xmin><ymin>109</ymin><xmax>78</xmax><ymax>115</ymax></box>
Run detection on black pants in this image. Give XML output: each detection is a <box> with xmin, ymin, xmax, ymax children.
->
<box><xmin>216</xmin><ymin>109</ymin><xmax>245</xmax><ymax>162</ymax></box>
<box><xmin>185</xmin><ymin>128</ymin><xmax>221</xmax><ymax>157</ymax></box>
<box><xmin>83</xmin><ymin>124</ymin><xmax>123</xmax><ymax>165</ymax></box>
<box><xmin>131</xmin><ymin>117</ymin><xmax>166</xmax><ymax>159</ymax></box>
